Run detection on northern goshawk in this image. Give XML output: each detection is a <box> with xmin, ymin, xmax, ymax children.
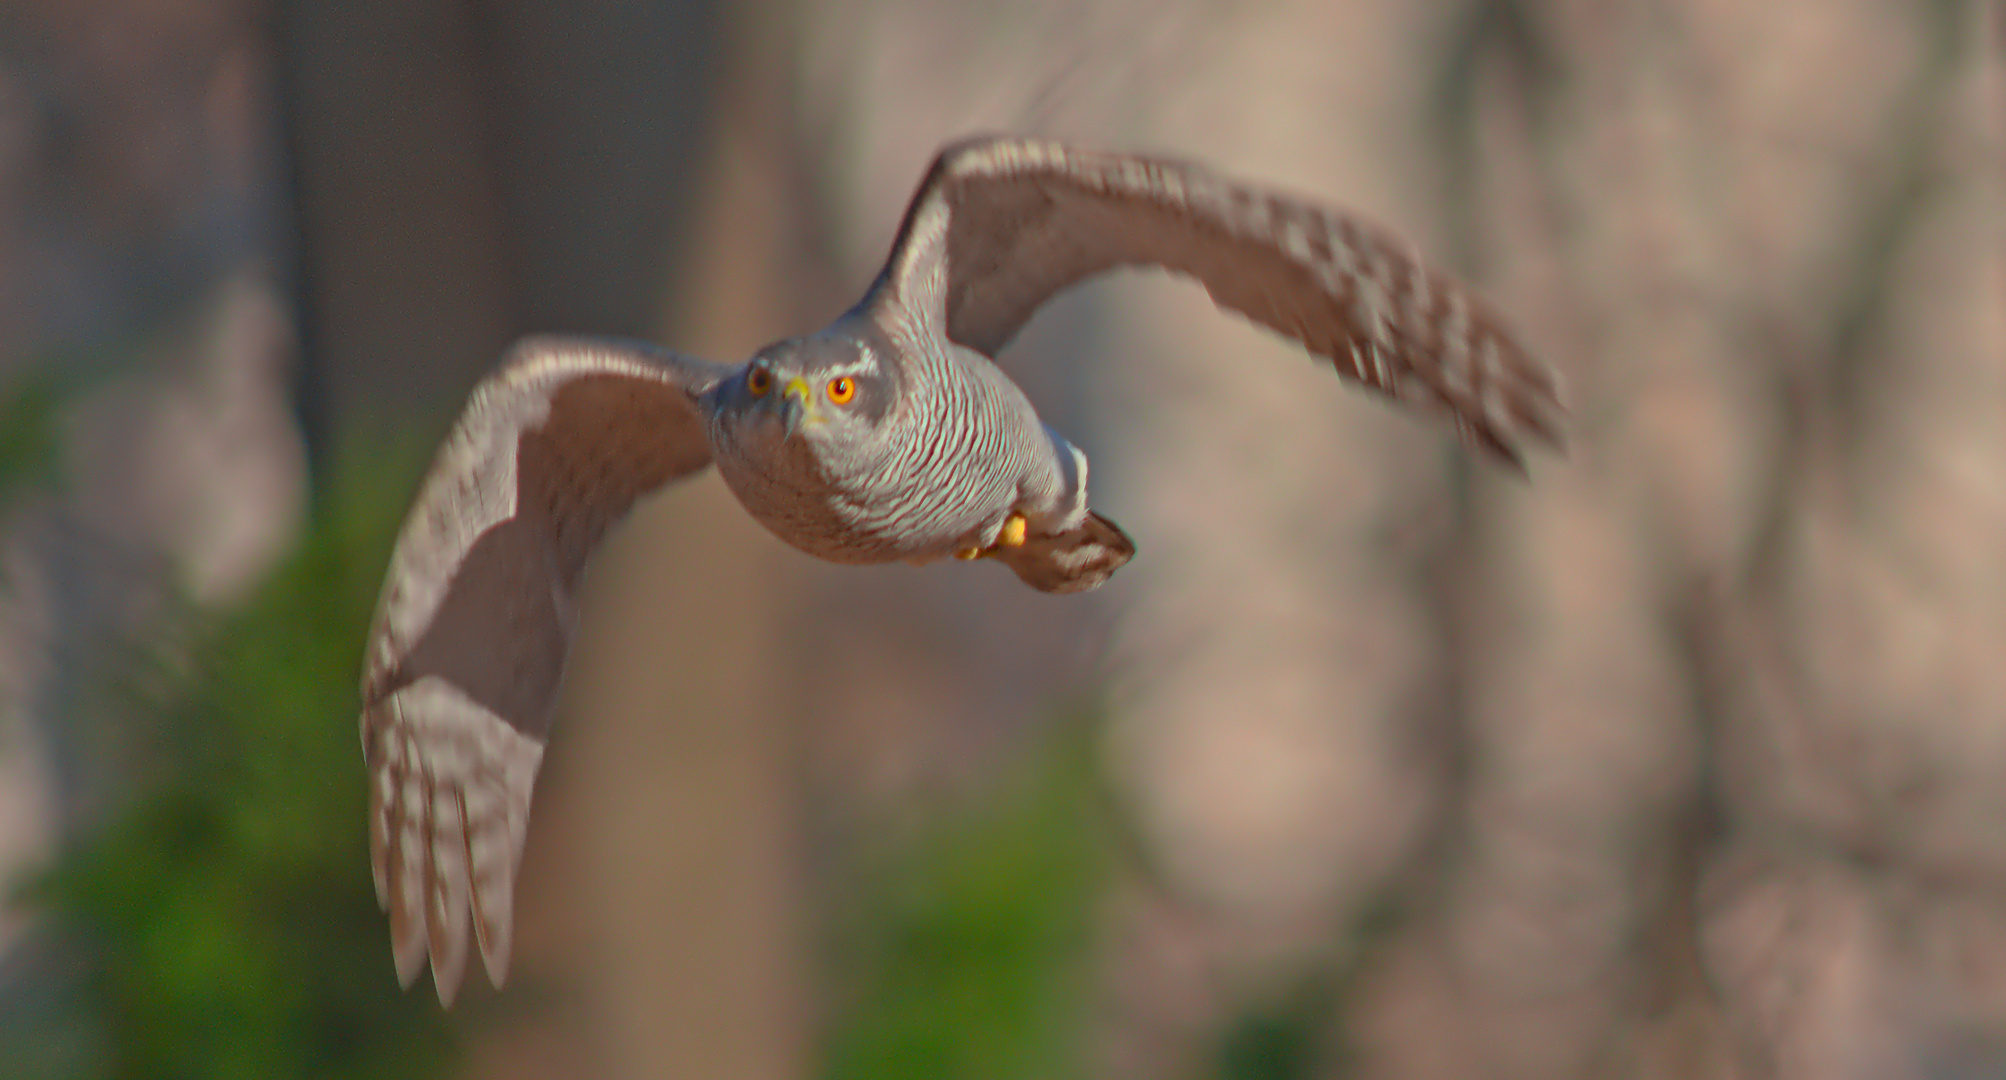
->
<box><xmin>360</xmin><ymin>134</ymin><xmax>1565</xmax><ymax>1003</ymax></box>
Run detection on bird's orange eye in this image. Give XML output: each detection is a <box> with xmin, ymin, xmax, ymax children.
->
<box><xmin>746</xmin><ymin>366</ymin><xmax>773</xmax><ymax>396</ymax></box>
<box><xmin>826</xmin><ymin>376</ymin><xmax>856</xmax><ymax>405</ymax></box>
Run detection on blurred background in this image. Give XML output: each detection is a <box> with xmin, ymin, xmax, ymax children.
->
<box><xmin>0</xmin><ymin>0</ymin><xmax>2000</xmax><ymax>1078</ymax></box>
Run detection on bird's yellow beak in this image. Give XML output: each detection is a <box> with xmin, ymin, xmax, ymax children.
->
<box><xmin>781</xmin><ymin>377</ymin><xmax>816</xmax><ymax>436</ymax></box>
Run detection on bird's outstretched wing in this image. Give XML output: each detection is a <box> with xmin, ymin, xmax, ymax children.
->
<box><xmin>867</xmin><ymin>135</ymin><xmax>1564</xmax><ymax>466</ymax></box>
<box><xmin>360</xmin><ymin>336</ymin><xmax>729</xmax><ymax>1004</ymax></box>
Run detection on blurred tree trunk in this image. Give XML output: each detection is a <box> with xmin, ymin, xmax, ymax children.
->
<box><xmin>273</xmin><ymin>0</ymin><xmax>720</xmax><ymax>457</ymax></box>
<box><xmin>496</xmin><ymin>5</ymin><xmax>823</xmax><ymax>1077</ymax></box>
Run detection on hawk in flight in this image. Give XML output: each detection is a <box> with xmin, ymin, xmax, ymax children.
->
<box><xmin>360</xmin><ymin>135</ymin><xmax>1565</xmax><ymax>1002</ymax></box>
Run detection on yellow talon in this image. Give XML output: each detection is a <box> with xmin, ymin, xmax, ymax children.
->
<box><xmin>997</xmin><ymin>513</ymin><xmax>1028</xmax><ymax>548</ymax></box>
<box><xmin>956</xmin><ymin>514</ymin><xmax>1027</xmax><ymax>561</ymax></box>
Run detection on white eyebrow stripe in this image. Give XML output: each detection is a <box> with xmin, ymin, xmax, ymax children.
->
<box><xmin>817</xmin><ymin>355</ymin><xmax>881</xmax><ymax>379</ymax></box>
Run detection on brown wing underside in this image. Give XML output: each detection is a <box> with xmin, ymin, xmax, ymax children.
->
<box><xmin>359</xmin><ymin>338</ymin><xmax>726</xmax><ymax>1004</ymax></box>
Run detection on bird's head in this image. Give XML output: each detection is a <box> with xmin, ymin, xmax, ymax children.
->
<box><xmin>716</xmin><ymin>328</ymin><xmax>901</xmax><ymax>476</ymax></box>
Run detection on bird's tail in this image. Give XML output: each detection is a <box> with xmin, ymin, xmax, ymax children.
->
<box><xmin>993</xmin><ymin>511</ymin><xmax>1134</xmax><ymax>594</ymax></box>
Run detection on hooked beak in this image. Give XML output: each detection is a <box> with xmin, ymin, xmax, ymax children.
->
<box><xmin>780</xmin><ymin>377</ymin><xmax>815</xmax><ymax>437</ymax></box>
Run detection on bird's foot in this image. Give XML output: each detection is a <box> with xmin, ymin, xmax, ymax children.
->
<box><xmin>955</xmin><ymin>512</ymin><xmax>1029</xmax><ymax>560</ymax></box>
<box><xmin>997</xmin><ymin>512</ymin><xmax>1028</xmax><ymax>548</ymax></box>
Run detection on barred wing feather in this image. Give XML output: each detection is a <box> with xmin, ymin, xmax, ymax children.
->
<box><xmin>359</xmin><ymin>337</ymin><xmax>728</xmax><ymax>1003</ymax></box>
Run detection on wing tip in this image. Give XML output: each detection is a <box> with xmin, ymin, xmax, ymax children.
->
<box><xmin>1474</xmin><ymin>393</ymin><xmax>1569</xmax><ymax>477</ymax></box>
<box><xmin>472</xmin><ymin>895</ymin><xmax>516</xmax><ymax>991</ymax></box>
<box><xmin>390</xmin><ymin>897</ymin><xmax>429</xmax><ymax>988</ymax></box>
<box><xmin>1511</xmin><ymin>368</ymin><xmax>1571</xmax><ymax>467</ymax></box>
<box><xmin>428</xmin><ymin>930</ymin><xmax>470</xmax><ymax>1007</ymax></box>
<box><xmin>363</xmin><ymin>679</ymin><xmax>545</xmax><ymax>1008</ymax></box>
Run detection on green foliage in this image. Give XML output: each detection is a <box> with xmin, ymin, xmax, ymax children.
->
<box><xmin>1</xmin><ymin>454</ymin><xmax>456</xmax><ymax>1080</ymax></box>
<box><xmin>1216</xmin><ymin>970</ymin><xmax>1348</xmax><ymax>1080</ymax></box>
<box><xmin>0</xmin><ymin>371</ymin><xmax>64</xmax><ymax>512</ymax></box>
<box><xmin>824</xmin><ymin>729</ymin><xmax>1107</xmax><ymax>1080</ymax></box>
<box><xmin>1219</xmin><ymin>1011</ymin><xmax>1318</xmax><ymax>1080</ymax></box>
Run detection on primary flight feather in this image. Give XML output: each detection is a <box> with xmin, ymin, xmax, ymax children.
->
<box><xmin>360</xmin><ymin>134</ymin><xmax>1565</xmax><ymax>1003</ymax></box>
